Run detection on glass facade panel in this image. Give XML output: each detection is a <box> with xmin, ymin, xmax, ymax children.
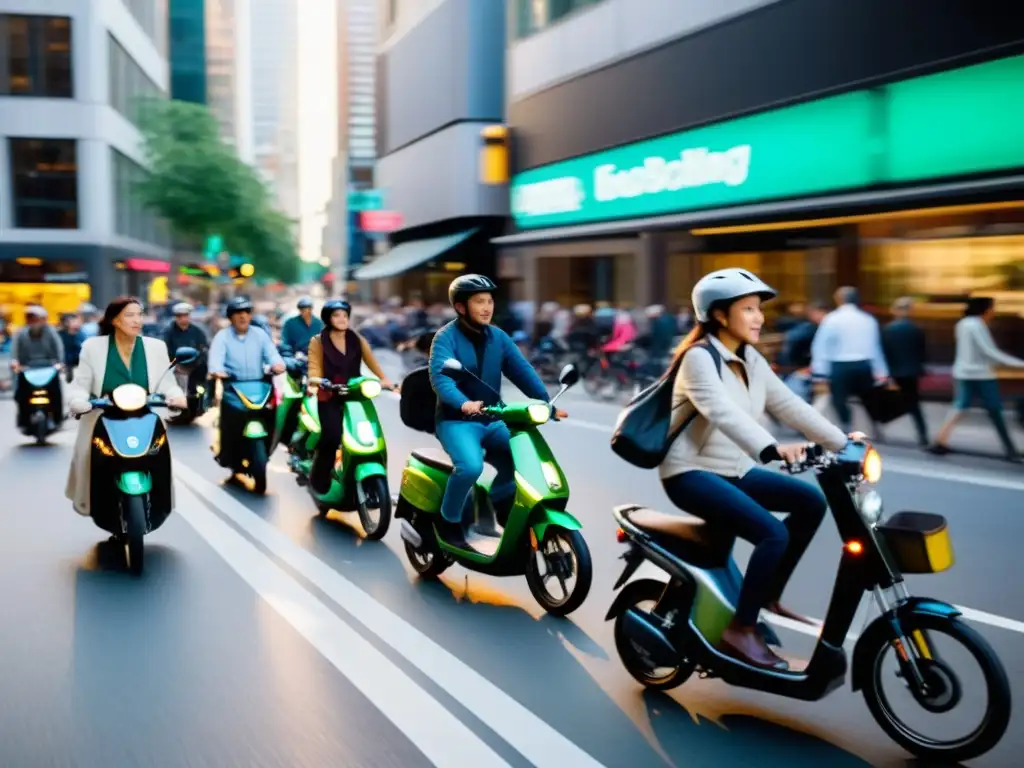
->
<box><xmin>123</xmin><ymin>0</ymin><xmax>169</xmax><ymax>55</ymax></box>
<box><xmin>111</xmin><ymin>148</ymin><xmax>172</xmax><ymax>247</ymax></box>
<box><xmin>510</xmin><ymin>0</ymin><xmax>605</xmax><ymax>40</ymax></box>
<box><xmin>109</xmin><ymin>32</ymin><xmax>166</xmax><ymax>124</ymax></box>
<box><xmin>169</xmin><ymin>0</ymin><xmax>207</xmax><ymax>103</ymax></box>
<box><xmin>9</xmin><ymin>138</ymin><xmax>79</xmax><ymax>229</ymax></box>
<box><xmin>0</xmin><ymin>14</ymin><xmax>73</xmax><ymax>97</ymax></box>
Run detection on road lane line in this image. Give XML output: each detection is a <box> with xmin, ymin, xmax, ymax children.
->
<box><xmin>174</xmin><ymin>484</ymin><xmax>511</xmax><ymax>768</ymax></box>
<box><xmin>176</xmin><ymin>464</ymin><xmax>608</xmax><ymax>768</ymax></box>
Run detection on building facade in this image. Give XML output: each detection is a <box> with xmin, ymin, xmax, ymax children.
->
<box><xmin>168</xmin><ymin>0</ymin><xmax>205</xmax><ymax>103</ymax></box>
<box><xmin>0</xmin><ymin>0</ymin><xmax>173</xmax><ymax>315</ymax></box>
<box><xmin>499</xmin><ymin>0</ymin><xmax>1024</xmax><ymax>361</ymax></box>
<box><xmin>204</xmin><ymin>0</ymin><xmax>253</xmax><ymax>162</ymax></box>
<box><xmin>358</xmin><ymin>0</ymin><xmax>507</xmax><ymax>304</ymax></box>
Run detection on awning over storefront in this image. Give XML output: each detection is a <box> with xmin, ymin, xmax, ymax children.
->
<box><xmin>353</xmin><ymin>228</ymin><xmax>478</xmax><ymax>280</ymax></box>
<box><xmin>491</xmin><ymin>174</ymin><xmax>1024</xmax><ymax>247</ymax></box>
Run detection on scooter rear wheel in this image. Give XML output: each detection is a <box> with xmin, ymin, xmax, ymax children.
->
<box><xmin>860</xmin><ymin>613</ymin><xmax>1011</xmax><ymax>762</ymax></box>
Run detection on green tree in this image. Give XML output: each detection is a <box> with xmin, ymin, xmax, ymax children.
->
<box><xmin>134</xmin><ymin>99</ymin><xmax>299</xmax><ymax>281</ymax></box>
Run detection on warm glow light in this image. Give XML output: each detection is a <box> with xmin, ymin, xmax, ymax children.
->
<box><xmin>690</xmin><ymin>201</ymin><xmax>1024</xmax><ymax>236</ymax></box>
<box><xmin>862</xmin><ymin>447</ymin><xmax>883</xmax><ymax>484</ymax></box>
<box><xmin>845</xmin><ymin>540</ymin><xmax>864</xmax><ymax>555</ymax></box>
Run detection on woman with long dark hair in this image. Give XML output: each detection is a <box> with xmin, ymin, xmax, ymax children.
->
<box><xmin>655</xmin><ymin>269</ymin><xmax>850</xmax><ymax>670</ymax></box>
<box><xmin>929</xmin><ymin>296</ymin><xmax>1024</xmax><ymax>460</ymax></box>
<box><xmin>65</xmin><ymin>297</ymin><xmax>187</xmax><ymax>519</ymax></box>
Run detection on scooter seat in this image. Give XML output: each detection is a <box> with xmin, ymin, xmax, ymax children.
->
<box><xmin>412</xmin><ymin>449</ymin><xmax>453</xmax><ymax>474</ymax></box>
<box><xmin>625</xmin><ymin>507</ymin><xmax>734</xmax><ymax>568</ymax></box>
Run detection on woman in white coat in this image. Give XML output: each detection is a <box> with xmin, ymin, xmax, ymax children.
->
<box><xmin>66</xmin><ymin>297</ymin><xmax>187</xmax><ymax>523</ymax></box>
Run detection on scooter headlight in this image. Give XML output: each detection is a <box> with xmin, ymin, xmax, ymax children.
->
<box><xmin>526</xmin><ymin>404</ymin><xmax>550</xmax><ymax>424</ymax></box>
<box><xmin>355</xmin><ymin>420</ymin><xmax>377</xmax><ymax>446</ymax></box>
<box><xmin>862</xmin><ymin>446</ymin><xmax>882</xmax><ymax>484</ymax></box>
<box><xmin>111</xmin><ymin>384</ymin><xmax>148</xmax><ymax>412</ymax></box>
<box><xmin>858</xmin><ymin>488</ymin><xmax>884</xmax><ymax>524</ymax></box>
<box><xmin>360</xmin><ymin>379</ymin><xmax>382</xmax><ymax>399</ymax></box>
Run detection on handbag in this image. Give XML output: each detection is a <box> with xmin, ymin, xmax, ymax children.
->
<box><xmin>611</xmin><ymin>341</ymin><xmax>722</xmax><ymax>468</ymax></box>
<box><xmin>861</xmin><ymin>384</ymin><xmax>908</xmax><ymax>424</ymax></box>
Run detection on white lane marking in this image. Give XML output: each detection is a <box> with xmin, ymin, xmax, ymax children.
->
<box><xmin>176</xmin><ymin>464</ymin><xmax>607</xmax><ymax>768</ymax></box>
<box><xmin>174</xmin><ymin>485</ymin><xmax>511</xmax><ymax>768</ymax></box>
<box><xmin>631</xmin><ymin>561</ymin><xmax>1024</xmax><ymax>639</ymax></box>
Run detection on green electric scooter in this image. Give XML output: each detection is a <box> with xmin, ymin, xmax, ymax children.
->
<box><xmin>288</xmin><ymin>375</ymin><xmax>391</xmax><ymax>539</ymax></box>
<box><xmin>396</xmin><ymin>361</ymin><xmax>592</xmax><ymax>616</ymax></box>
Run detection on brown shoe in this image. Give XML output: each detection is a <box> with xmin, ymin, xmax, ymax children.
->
<box><xmin>719</xmin><ymin>625</ymin><xmax>789</xmax><ymax>670</ymax></box>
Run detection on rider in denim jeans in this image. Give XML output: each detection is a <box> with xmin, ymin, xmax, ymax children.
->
<box><xmin>429</xmin><ymin>275</ymin><xmax>566</xmax><ymax>549</ymax></box>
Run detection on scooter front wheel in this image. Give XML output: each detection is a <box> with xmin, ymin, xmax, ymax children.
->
<box><xmin>250</xmin><ymin>440</ymin><xmax>268</xmax><ymax>495</ymax></box>
<box><xmin>526</xmin><ymin>528</ymin><xmax>592</xmax><ymax>616</ymax></box>
<box><xmin>122</xmin><ymin>494</ymin><xmax>147</xmax><ymax>576</ymax></box>
<box><xmin>358</xmin><ymin>476</ymin><xmax>391</xmax><ymax>540</ymax></box>
<box><xmin>860</xmin><ymin>613</ymin><xmax>1011</xmax><ymax>762</ymax></box>
<box><xmin>613</xmin><ymin>579</ymin><xmax>696</xmax><ymax>691</ymax></box>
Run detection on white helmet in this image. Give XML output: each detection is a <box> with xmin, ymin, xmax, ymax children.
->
<box><xmin>25</xmin><ymin>305</ymin><xmax>48</xmax><ymax>319</ymax></box>
<box><xmin>691</xmin><ymin>268</ymin><xmax>777</xmax><ymax>323</ymax></box>
<box><xmin>172</xmin><ymin>302</ymin><xmax>194</xmax><ymax>315</ymax></box>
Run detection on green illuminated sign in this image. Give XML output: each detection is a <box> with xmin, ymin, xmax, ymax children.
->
<box><xmin>510</xmin><ymin>55</ymin><xmax>1024</xmax><ymax>229</ymax></box>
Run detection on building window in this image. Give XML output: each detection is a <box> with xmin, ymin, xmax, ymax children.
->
<box><xmin>0</xmin><ymin>14</ymin><xmax>73</xmax><ymax>97</ymax></box>
<box><xmin>122</xmin><ymin>0</ymin><xmax>168</xmax><ymax>56</ymax></box>
<box><xmin>511</xmin><ymin>0</ymin><xmax>605</xmax><ymax>40</ymax></box>
<box><xmin>109</xmin><ymin>32</ymin><xmax>165</xmax><ymax>124</ymax></box>
<box><xmin>111</xmin><ymin>149</ymin><xmax>171</xmax><ymax>247</ymax></box>
<box><xmin>9</xmin><ymin>138</ymin><xmax>79</xmax><ymax>229</ymax></box>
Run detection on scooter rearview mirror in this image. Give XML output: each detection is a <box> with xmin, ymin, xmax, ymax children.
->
<box><xmin>173</xmin><ymin>346</ymin><xmax>201</xmax><ymax>366</ymax></box>
<box><xmin>558</xmin><ymin>364</ymin><xmax>580</xmax><ymax>387</ymax></box>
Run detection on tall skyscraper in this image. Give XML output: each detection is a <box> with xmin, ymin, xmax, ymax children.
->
<box><xmin>205</xmin><ymin>0</ymin><xmax>254</xmax><ymax>162</ymax></box>
<box><xmin>339</xmin><ymin>0</ymin><xmax>376</xmax><ymax>183</ymax></box>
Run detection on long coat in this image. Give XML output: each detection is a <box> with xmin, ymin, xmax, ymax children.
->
<box><xmin>65</xmin><ymin>335</ymin><xmax>185</xmax><ymax>517</ymax></box>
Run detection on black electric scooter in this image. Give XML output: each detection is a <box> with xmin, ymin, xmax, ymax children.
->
<box><xmin>606</xmin><ymin>440</ymin><xmax>1010</xmax><ymax>763</ymax></box>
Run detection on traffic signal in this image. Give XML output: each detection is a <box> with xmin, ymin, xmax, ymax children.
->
<box><xmin>479</xmin><ymin>125</ymin><xmax>509</xmax><ymax>185</ymax></box>
<box><xmin>239</xmin><ymin>263</ymin><xmax>255</xmax><ymax>278</ymax></box>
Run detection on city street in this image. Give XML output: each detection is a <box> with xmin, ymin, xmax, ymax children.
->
<box><xmin>0</xmin><ymin>387</ymin><xmax>1022</xmax><ymax>768</ymax></box>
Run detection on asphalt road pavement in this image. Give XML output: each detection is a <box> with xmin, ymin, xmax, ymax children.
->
<box><xmin>0</xmin><ymin>385</ymin><xmax>1022</xmax><ymax>767</ymax></box>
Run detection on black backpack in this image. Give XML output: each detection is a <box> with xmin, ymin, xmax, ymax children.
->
<box><xmin>610</xmin><ymin>341</ymin><xmax>723</xmax><ymax>469</ymax></box>
<box><xmin>399</xmin><ymin>366</ymin><xmax>437</xmax><ymax>434</ymax></box>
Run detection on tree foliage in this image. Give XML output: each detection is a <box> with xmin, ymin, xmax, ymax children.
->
<box><xmin>135</xmin><ymin>99</ymin><xmax>299</xmax><ymax>281</ymax></box>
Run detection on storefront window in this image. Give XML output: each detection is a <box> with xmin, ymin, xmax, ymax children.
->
<box><xmin>535</xmin><ymin>254</ymin><xmax>636</xmax><ymax>307</ymax></box>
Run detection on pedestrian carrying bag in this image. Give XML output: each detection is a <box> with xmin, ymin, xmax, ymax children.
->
<box><xmin>611</xmin><ymin>341</ymin><xmax>722</xmax><ymax>468</ymax></box>
<box><xmin>399</xmin><ymin>366</ymin><xmax>437</xmax><ymax>434</ymax></box>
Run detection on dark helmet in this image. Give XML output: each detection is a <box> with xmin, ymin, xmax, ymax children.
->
<box><xmin>225</xmin><ymin>297</ymin><xmax>254</xmax><ymax>317</ymax></box>
<box><xmin>448</xmin><ymin>274</ymin><xmax>497</xmax><ymax>310</ymax></box>
<box><xmin>321</xmin><ymin>298</ymin><xmax>351</xmax><ymax>326</ymax></box>
<box><xmin>297</xmin><ymin>296</ymin><xmax>314</xmax><ymax>310</ymax></box>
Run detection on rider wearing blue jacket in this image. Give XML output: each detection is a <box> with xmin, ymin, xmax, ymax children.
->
<box><xmin>429</xmin><ymin>274</ymin><xmax>565</xmax><ymax>547</ymax></box>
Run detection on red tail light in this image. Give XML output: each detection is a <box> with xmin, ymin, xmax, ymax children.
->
<box><xmin>616</xmin><ymin>528</ymin><xmax>628</xmax><ymax>543</ymax></box>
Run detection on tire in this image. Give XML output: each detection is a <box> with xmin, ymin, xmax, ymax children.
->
<box><xmin>34</xmin><ymin>415</ymin><xmax>47</xmax><ymax>444</ymax></box>
<box><xmin>860</xmin><ymin>613</ymin><xmax>1011</xmax><ymax>763</ymax></box>
<box><xmin>358</xmin><ymin>475</ymin><xmax>392</xmax><ymax>540</ymax></box>
<box><xmin>526</xmin><ymin>528</ymin><xmax>592</xmax><ymax>616</ymax></box>
<box><xmin>250</xmin><ymin>440</ymin><xmax>268</xmax><ymax>495</ymax></box>
<box><xmin>613</xmin><ymin>579</ymin><xmax>696</xmax><ymax>691</ymax></box>
<box><xmin>403</xmin><ymin>521</ymin><xmax>451</xmax><ymax>579</ymax></box>
<box><xmin>122</xmin><ymin>494</ymin><xmax>147</xmax><ymax>576</ymax></box>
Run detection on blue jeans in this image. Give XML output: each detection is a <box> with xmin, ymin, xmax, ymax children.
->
<box><xmin>662</xmin><ymin>468</ymin><xmax>827</xmax><ymax>627</ymax></box>
<box><xmin>435</xmin><ymin>419</ymin><xmax>515</xmax><ymax>524</ymax></box>
<box><xmin>952</xmin><ymin>378</ymin><xmax>1017</xmax><ymax>456</ymax></box>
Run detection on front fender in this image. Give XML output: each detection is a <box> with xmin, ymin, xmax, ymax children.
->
<box><xmin>530</xmin><ymin>506</ymin><xmax>582</xmax><ymax>545</ymax></box>
<box><xmin>117</xmin><ymin>470</ymin><xmax>152</xmax><ymax>495</ymax></box>
<box><xmin>604</xmin><ymin>578</ymin><xmax>667</xmax><ymax>621</ymax></box>
<box><xmin>850</xmin><ymin>597</ymin><xmax>962</xmax><ymax>691</ymax></box>
<box><xmin>243</xmin><ymin>420</ymin><xmax>269</xmax><ymax>439</ymax></box>
<box><xmin>354</xmin><ymin>462</ymin><xmax>387</xmax><ymax>483</ymax></box>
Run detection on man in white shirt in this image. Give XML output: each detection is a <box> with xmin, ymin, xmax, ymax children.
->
<box><xmin>810</xmin><ymin>287</ymin><xmax>890</xmax><ymax>433</ymax></box>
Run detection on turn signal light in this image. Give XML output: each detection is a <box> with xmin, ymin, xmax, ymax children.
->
<box><xmin>845</xmin><ymin>540</ymin><xmax>864</xmax><ymax>555</ymax></box>
<box><xmin>616</xmin><ymin>528</ymin><xmax>628</xmax><ymax>543</ymax></box>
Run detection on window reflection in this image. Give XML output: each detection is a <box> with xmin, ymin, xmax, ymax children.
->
<box><xmin>1</xmin><ymin>14</ymin><xmax>73</xmax><ymax>97</ymax></box>
<box><xmin>512</xmin><ymin>0</ymin><xmax>606</xmax><ymax>40</ymax></box>
<box><xmin>9</xmin><ymin>139</ymin><xmax>79</xmax><ymax>229</ymax></box>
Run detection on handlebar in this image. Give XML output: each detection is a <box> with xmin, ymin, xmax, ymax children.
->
<box><xmin>779</xmin><ymin>442</ymin><xmax>829</xmax><ymax>474</ymax></box>
<box><xmin>73</xmin><ymin>393</ymin><xmax>180</xmax><ymax>420</ymax></box>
